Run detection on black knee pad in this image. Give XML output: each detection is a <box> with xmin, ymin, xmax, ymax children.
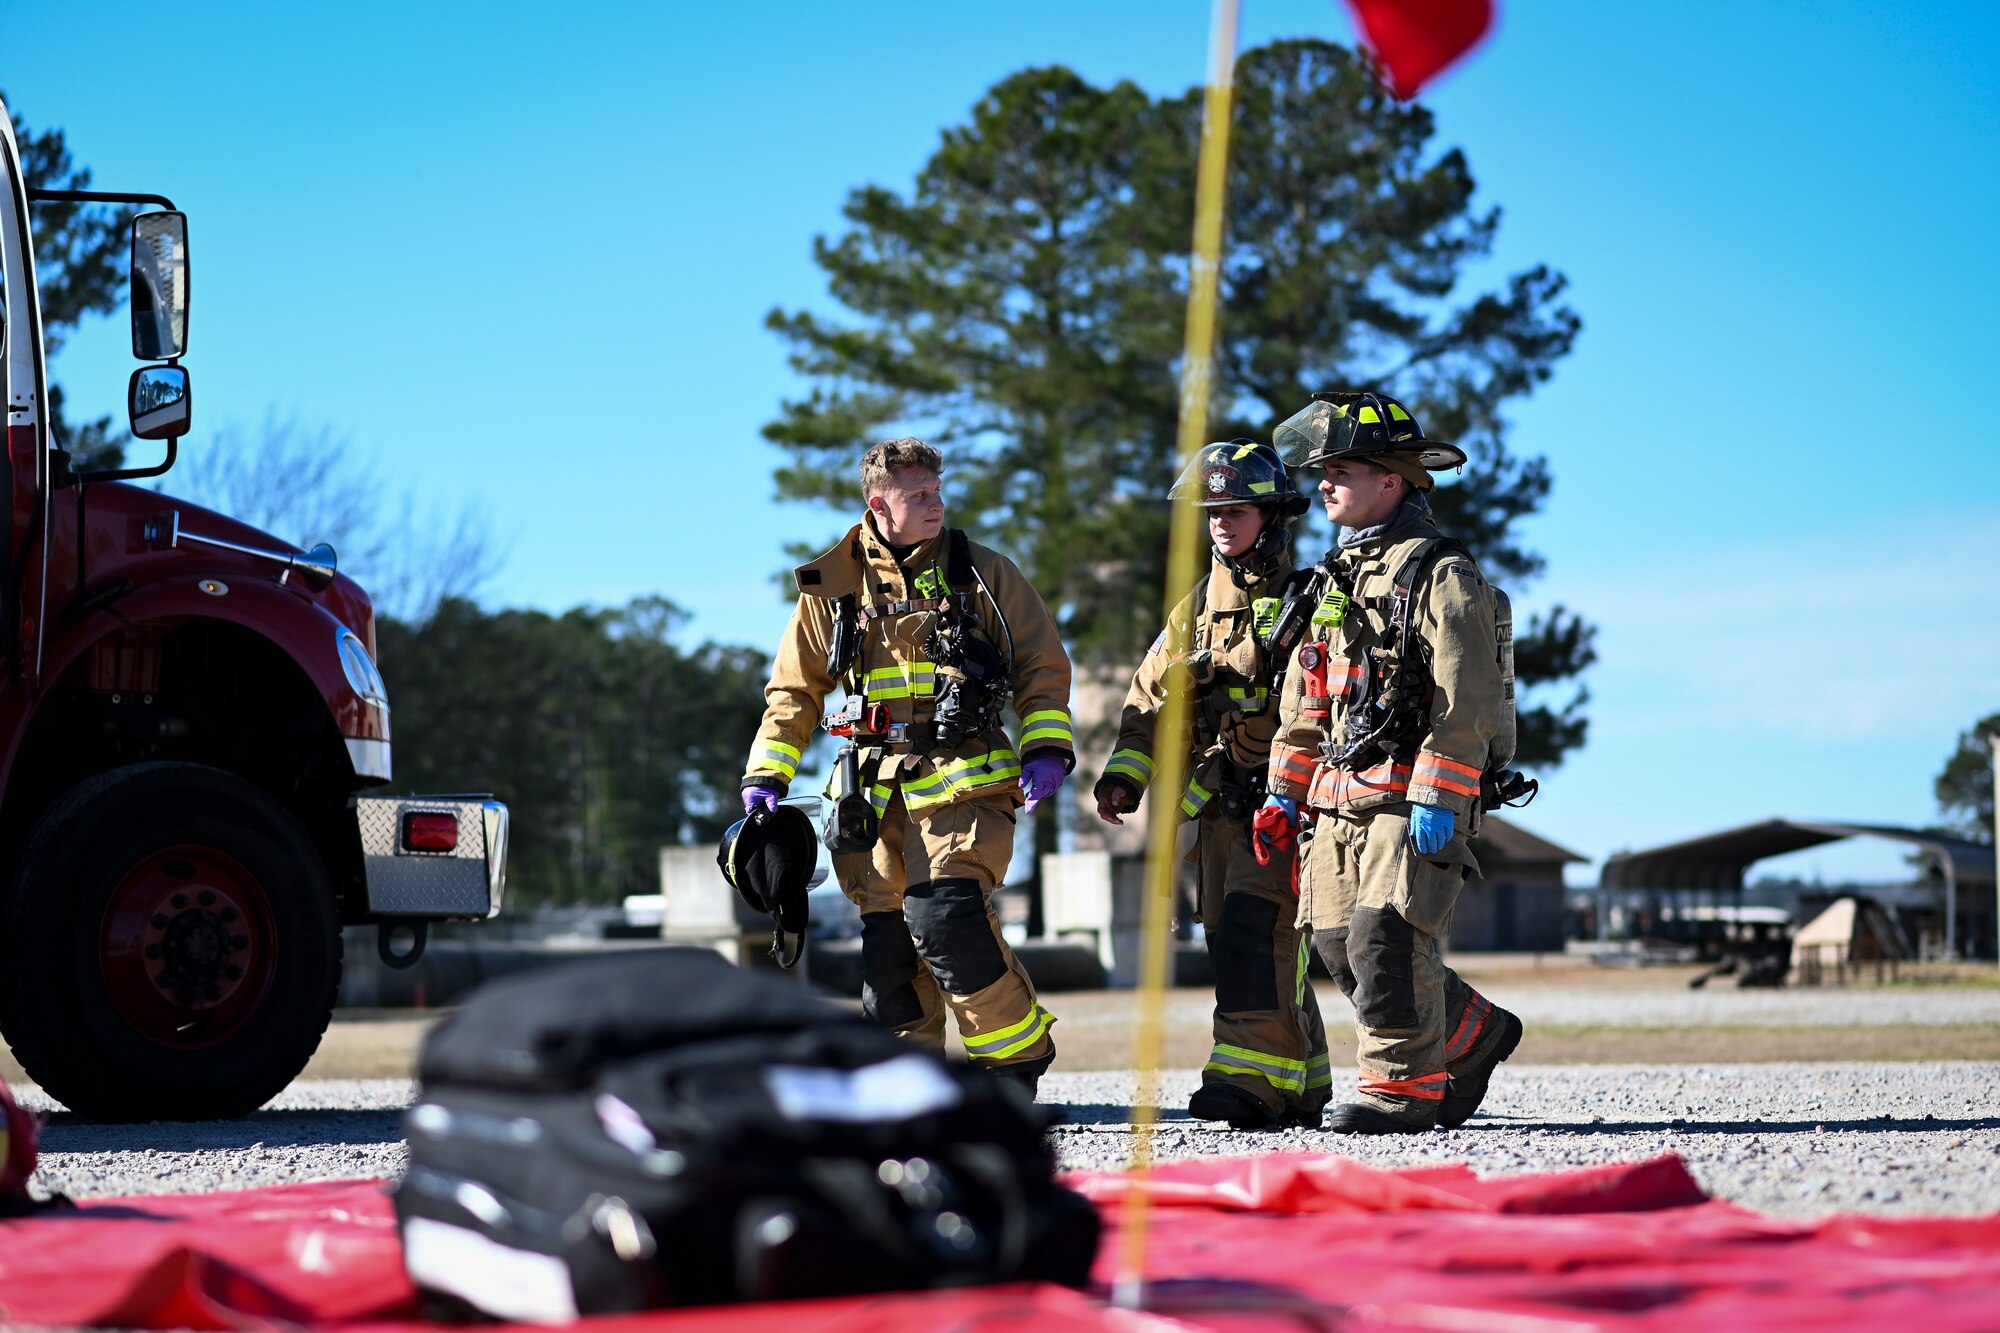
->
<box><xmin>1347</xmin><ymin>906</ymin><xmax>1418</xmax><ymax>1030</ymax></box>
<box><xmin>860</xmin><ymin>911</ymin><xmax>926</xmax><ymax>1029</ymax></box>
<box><xmin>1210</xmin><ymin>892</ymin><xmax>1281</xmax><ymax>1013</ymax></box>
<box><xmin>903</xmin><ymin>877</ymin><xmax>1007</xmax><ymax>995</ymax></box>
<box><xmin>1312</xmin><ymin>927</ymin><xmax>1357</xmax><ymax>999</ymax></box>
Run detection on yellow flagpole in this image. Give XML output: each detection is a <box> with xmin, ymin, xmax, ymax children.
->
<box><xmin>1112</xmin><ymin>0</ymin><xmax>1241</xmax><ymax>1309</ymax></box>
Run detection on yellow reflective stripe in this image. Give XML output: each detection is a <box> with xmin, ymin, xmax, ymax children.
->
<box><xmin>903</xmin><ymin>748</ymin><xmax>1023</xmax><ymax>810</ymax></box>
<box><xmin>861</xmin><ymin>662</ymin><xmax>937</xmax><ymax>700</ymax></box>
<box><xmin>1019</xmin><ymin>709</ymin><xmax>1074</xmax><ymax>748</ymax></box>
<box><xmin>1230</xmin><ymin>442</ymin><xmax>1258</xmax><ymax>460</ymax></box>
<box><xmin>1357</xmin><ymin>405</ymin><xmax>1380</xmax><ymax>424</ymax></box>
<box><xmin>1248</xmin><ymin>479</ymin><xmax>1275</xmax><ymax>493</ymax></box>
<box><xmin>1204</xmin><ymin>1042</ymin><xmax>1307</xmax><ymax>1094</ymax></box>
<box><xmin>1388</xmin><ymin>403</ymin><xmax>1410</xmax><ymax>421</ymax></box>
<box><xmin>1296</xmin><ymin>936</ymin><xmax>1309</xmax><ymax>1008</ymax></box>
<box><xmin>752</xmin><ymin>739</ymin><xmax>802</xmax><ymax>779</ymax></box>
<box><xmin>1104</xmin><ymin>748</ymin><xmax>1154</xmax><ymax>793</ymax></box>
<box><xmin>1226</xmin><ymin>685</ymin><xmax>1271</xmax><ymax>714</ymax></box>
<box><xmin>1306</xmin><ymin>1052</ymin><xmax>1334</xmax><ymax>1089</ymax></box>
<box><xmin>867</xmin><ymin>783</ymin><xmax>893</xmax><ymax>816</ymax></box>
<box><xmin>1180</xmin><ymin>777</ymin><xmax>1213</xmax><ymax>818</ymax></box>
<box><xmin>964</xmin><ymin>1004</ymin><xmax>1054</xmax><ymax>1060</ymax></box>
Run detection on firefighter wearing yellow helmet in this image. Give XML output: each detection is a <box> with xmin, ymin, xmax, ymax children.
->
<box><xmin>1095</xmin><ymin>439</ymin><xmax>1333</xmax><ymax>1129</ymax></box>
<box><xmin>1260</xmin><ymin>392</ymin><xmax>1524</xmax><ymax>1135</ymax></box>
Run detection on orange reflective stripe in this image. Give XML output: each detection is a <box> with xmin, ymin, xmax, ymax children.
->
<box><xmin>1413</xmin><ymin>753</ymin><xmax>1480</xmax><ymax>798</ymax></box>
<box><xmin>1271</xmin><ymin>744</ymin><xmax>1317</xmax><ymax>788</ymax></box>
<box><xmin>1444</xmin><ymin>991</ymin><xmax>1491</xmax><ymax>1064</ymax></box>
<box><xmin>1417</xmin><ymin>752</ymin><xmax>1481</xmax><ymax>779</ymax></box>
<box><xmin>1308</xmin><ymin>760</ymin><xmax>1413</xmax><ymax>809</ymax></box>
<box><xmin>1359</xmin><ymin>1071</ymin><xmax>1447</xmax><ymax>1101</ymax></box>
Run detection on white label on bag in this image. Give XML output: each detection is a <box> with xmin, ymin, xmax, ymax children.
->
<box><xmin>764</xmin><ymin>1053</ymin><xmax>963</xmax><ymax>1122</ymax></box>
<box><xmin>402</xmin><ymin>1217</ymin><xmax>579</xmax><ymax>1324</ymax></box>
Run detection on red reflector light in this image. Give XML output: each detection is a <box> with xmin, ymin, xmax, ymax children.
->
<box><xmin>403</xmin><ymin>813</ymin><xmax>458</xmax><ymax>852</ymax></box>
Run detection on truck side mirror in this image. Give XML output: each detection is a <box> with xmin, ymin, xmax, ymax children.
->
<box><xmin>131</xmin><ymin>211</ymin><xmax>189</xmax><ymax>360</ymax></box>
<box><xmin>129</xmin><ymin>365</ymin><xmax>190</xmax><ymax>440</ymax></box>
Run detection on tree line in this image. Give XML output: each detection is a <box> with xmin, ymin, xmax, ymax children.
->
<box><xmin>376</xmin><ymin>598</ymin><xmax>770</xmax><ymax>906</ymax></box>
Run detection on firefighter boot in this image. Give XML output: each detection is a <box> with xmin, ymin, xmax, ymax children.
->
<box><xmin>983</xmin><ymin>1048</ymin><xmax>1055</xmax><ymax>1102</ymax></box>
<box><xmin>1438</xmin><ymin>998</ymin><xmax>1523</xmax><ymax>1129</ymax></box>
<box><xmin>1188</xmin><ymin>1082</ymin><xmax>1285</xmax><ymax>1130</ymax></box>
<box><xmin>1326</xmin><ymin>1099</ymin><xmax>1437</xmax><ymax>1135</ymax></box>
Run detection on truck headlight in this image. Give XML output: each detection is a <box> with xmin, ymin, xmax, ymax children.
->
<box><xmin>338</xmin><ymin>629</ymin><xmax>389</xmax><ymax>707</ymax></box>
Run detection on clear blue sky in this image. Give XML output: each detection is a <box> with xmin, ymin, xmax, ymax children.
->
<box><xmin>13</xmin><ymin>1</ymin><xmax>2000</xmax><ymax>882</ymax></box>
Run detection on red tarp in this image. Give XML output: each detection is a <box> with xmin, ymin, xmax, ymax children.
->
<box><xmin>5</xmin><ymin>1153</ymin><xmax>2000</xmax><ymax>1330</ymax></box>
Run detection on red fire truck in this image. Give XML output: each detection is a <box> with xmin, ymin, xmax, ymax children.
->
<box><xmin>0</xmin><ymin>101</ymin><xmax>507</xmax><ymax>1121</ymax></box>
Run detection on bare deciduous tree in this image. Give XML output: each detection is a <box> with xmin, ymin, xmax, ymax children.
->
<box><xmin>164</xmin><ymin>412</ymin><xmax>506</xmax><ymax>624</ymax></box>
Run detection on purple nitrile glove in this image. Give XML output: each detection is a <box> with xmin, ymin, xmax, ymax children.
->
<box><xmin>743</xmin><ymin>786</ymin><xmax>779</xmax><ymax>817</ymax></box>
<box><xmin>1019</xmin><ymin>755</ymin><xmax>1068</xmax><ymax>814</ymax></box>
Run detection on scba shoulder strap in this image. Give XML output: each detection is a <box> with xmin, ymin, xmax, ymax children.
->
<box><xmin>1390</xmin><ymin>537</ymin><xmax>1471</xmax><ymax>666</ymax></box>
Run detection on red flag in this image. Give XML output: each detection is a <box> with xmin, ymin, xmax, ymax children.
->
<box><xmin>1341</xmin><ymin>0</ymin><xmax>1494</xmax><ymax>98</ymax></box>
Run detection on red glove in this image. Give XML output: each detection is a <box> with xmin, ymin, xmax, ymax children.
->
<box><xmin>1251</xmin><ymin>796</ymin><xmax>1299</xmax><ymax>866</ymax></box>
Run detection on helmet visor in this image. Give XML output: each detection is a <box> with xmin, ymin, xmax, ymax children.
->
<box><xmin>1274</xmin><ymin>400</ymin><xmax>1342</xmax><ymax>468</ymax></box>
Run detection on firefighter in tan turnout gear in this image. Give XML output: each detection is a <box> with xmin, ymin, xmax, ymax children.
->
<box><xmin>1256</xmin><ymin>392</ymin><xmax>1525</xmax><ymax>1135</ymax></box>
<box><xmin>1094</xmin><ymin>440</ymin><xmax>1332</xmax><ymax>1130</ymax></box>
<box><xmin>743</xmin><ymin>439</ymin><xmax>1073</xmax><ymax>1095</ymax></box>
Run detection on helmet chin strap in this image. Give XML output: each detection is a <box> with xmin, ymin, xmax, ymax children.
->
<box><xmin>1218</xmin><ymin>515</ymin><xmax>1292</xmax><ymax>588</ymax></box>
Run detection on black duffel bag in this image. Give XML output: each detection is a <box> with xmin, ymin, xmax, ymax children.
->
<box><xmin>393</xmin><ymin>949</ymin><xmax>1098</xmax><ymax>1321</ymax></box>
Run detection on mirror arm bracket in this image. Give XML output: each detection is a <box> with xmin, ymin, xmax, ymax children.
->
<box><xmin>28</xmin><ymin>188</ymin><xmax>177</xmax><ymax>210</ymax></box>
<box><xmin>78</xmin><ymin>436</ymin><xmax>177</xmax><ymax>486</ymax></box>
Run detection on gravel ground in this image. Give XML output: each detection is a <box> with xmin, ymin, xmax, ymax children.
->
<box><xmin>1044</xmin><ymin>1063</ymin><xmax>2000</xmax><ymax>1217</ymax></box>
<box><xmin>17</xmin><ymin>1062</ymin><xmax>2000</xmax><ymax>1219</ymax></box>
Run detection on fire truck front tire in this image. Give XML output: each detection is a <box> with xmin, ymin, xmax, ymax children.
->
<box><xmin>0</xmin><ymin>762</ymin><xmax>343</xmax><ymax>1122</ymax></box>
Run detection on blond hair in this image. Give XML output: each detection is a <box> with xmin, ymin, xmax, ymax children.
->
<box><xmin>859</xmin><ymin>437</ymin><xmax>943</xmax><ymax>497</ymax></box>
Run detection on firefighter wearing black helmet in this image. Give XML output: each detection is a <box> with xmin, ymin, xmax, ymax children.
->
<box><xmin>1259</xmin><ymin>392</ymin><xmax>1523</xmax><ymax>1135</ymax></box>
<box><xmin>1093</xmin><ymin>439</ymin><xmax>1333</xmax><ymax>1130</ymax></box>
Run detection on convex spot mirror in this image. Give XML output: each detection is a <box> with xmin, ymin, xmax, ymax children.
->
<box><xmin>131</xmin><ymin>211</ymin><xmax>188</xmax><ymax>360</ymax></box>
<box><xmin>129</xmin><ymin>365</ymin><xmax>190</xmax><ymax>440</ymax></box>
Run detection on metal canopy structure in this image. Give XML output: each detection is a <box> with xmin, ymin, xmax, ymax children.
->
<box><xmin>1600</xmin><ymin>819</ymin><xmax>1997</xmax><ymax>958</ymax></box>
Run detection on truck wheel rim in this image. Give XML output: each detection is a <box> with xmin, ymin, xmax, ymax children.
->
<box><xmin>99</xmin><ymin>845</ymin><xmax>276</xmax><ymax>1048</ymax></box>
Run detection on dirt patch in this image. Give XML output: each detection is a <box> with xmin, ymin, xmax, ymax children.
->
<box><xmin>7</xmin><ymin>983</ymin><xmax>1999</xmax><ymax>1086</ymax></box>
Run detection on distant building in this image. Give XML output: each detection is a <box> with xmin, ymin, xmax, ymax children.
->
<box><xmin>1449</xmin><ymin>816</ymin><xmax>1583</xmax><ymax>953</ymax></box>
<box><xmin>1596</xmin><ymin>820</ymin><xmax>1997</xmax><ymax>961</ymax></box>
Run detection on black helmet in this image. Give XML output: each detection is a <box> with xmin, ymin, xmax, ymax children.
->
<box><xmin>1273</xmin><ymin>391</ymin><xmax>1467</xmax><ymax>472</ymax></box>
<box><xmin>1169</xmin><ymin>439</ymin><xmax>1312</xmax><ymax>518</ymax></box>
<box><xmin>717</xmin><ymin>803</ymin><xmax>817</xmax><ymax>968</ymax></box>
<box><xmin>1170</xmin><ymin>438</ymin><xmax>1309</xmax><ymax>586</ymax></box>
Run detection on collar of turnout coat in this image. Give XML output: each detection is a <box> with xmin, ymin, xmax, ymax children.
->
<box><xmin>791</xmin><ymin>516</ymin><xmax>948</xmax><ymax>601</ymax></box>
<box><xmin>1337</xmin><ymin>490</ymin><xmax>1437</xmax><ymax>554</ymax></box>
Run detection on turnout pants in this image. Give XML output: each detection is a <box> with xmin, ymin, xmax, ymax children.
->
<box><xmin>833</xmin><ymin>789</ymin><xmax>1055</xmax><ymax>1070</ymax></box>
<box><xmin>1195</xmin><ymin>807</ymin><xmax>1332</xmax><ymax>1121</ymax></box>
<box><xmin>1297</xmin><ymin>808</ymin><xmax>1501</xmax><ymax>1118</ymax></box>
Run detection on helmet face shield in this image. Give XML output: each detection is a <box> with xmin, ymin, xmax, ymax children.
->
<box><xmin>1274</xmin><ymin>400</ymin><xmax>1342</xmax><ymax>468</ymax></box>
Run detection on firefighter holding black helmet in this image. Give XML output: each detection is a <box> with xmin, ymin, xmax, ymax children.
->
<box><xmin>1094</xmin><ymin>439</ymin><xmax>1333</xmax><ymax>1131</ymax></box>
<box><xmin>1258</xmin><ymin>392</ymin><xmax>1524</xmax><ymax>1135</ymax></box>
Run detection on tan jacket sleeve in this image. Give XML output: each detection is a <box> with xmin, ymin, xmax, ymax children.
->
<box><xmin>1407</xmin><ymin>556</ymin><xmax>1501</xmax><ymax>818</ymax></box>
<box><xmin>1266</xmin><ymin>630</ymin><xmax>1322</xmax><ymax>802</ymax></box>
<box><xmin>742</xmin><ymin>594</ymin><xmax>837</xmax><ymax>794</ymax></box>
<box><xmin>978</xmin><ymin>551</ymin><xmax>1077</xmax><ymax>770</ymax></box>
<box><xmin>1098</xmin><ymin>590</ymin><xmax>1198</xmax><ymax>801</ymax></box>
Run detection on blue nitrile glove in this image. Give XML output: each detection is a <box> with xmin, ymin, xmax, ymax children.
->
<box><xmin>1252</xmin><ymin>795</ymin><xmax>1299</xmax><ymax>866</ymax></box>
<box><xmin>1409</xmin><ymin>803</ymin><xmax>1454</xmax><ymax>855</ymax></box>
<box><xmin>1020</xmin><ymin>754</ymin><xmax>1069</xmax><ymax>814</ymax></box>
